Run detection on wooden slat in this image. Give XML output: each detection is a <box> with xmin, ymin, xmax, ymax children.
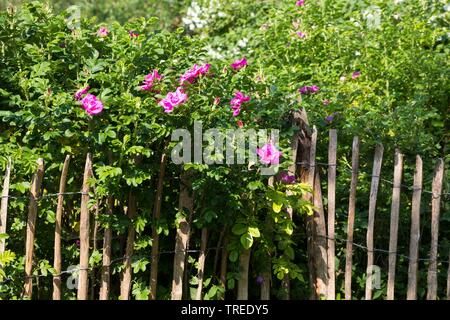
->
<box><xmin>149</xmin><ymin>153</ymin><xmax>167</xmax><ymax>300</ymax></box>
<box><xmin>77</xmin><ymin>153</ymin><xmax>92</xmax><ymax>300</ymax></box>
<box><xmin>120</xmin><ymin>191</ymin><xmax>137</xmax><ymax>300</ymax></box>
<box><xmin>195</xmin><ymin>228</ymin><xmax>208</xmax><ymax>300</ymax></box>
<box><xmin>277</xmin><ymin>116</ymin><xmax>301</xmax><ymax>300</ymax></box>
<box><xmin>237</xmin><ymin>249</ymin><xmax>251</xmax><ymax>300</ymax></box>
<box><xmin>387</xmin><ymin>149</ymin><xmax>404</xmax><ymax>300</ymax></box>
<box><xmin>23</xmin><ymin>158</ymin><xmax>44</xmax><ymax>299</ymax></box>
<box><xmin>99</xmin><ymin>196</ymin><xmax>114</xmax><ymax>300</ymax></box>
<box><xmin>171</xmin><ymin>172</ymin><xmax>194</xmax><ymax>300</ymax></box>
<box><xmin>447</xmin><ymin>250</ymin><xmax>450</xmax><ymax>300</ymax></box>
<box><xmin>426</xmin><ymin>158</ymin><xmax>444</xmax><ymax>300</ymax></box>
<box><xmin>407</xmin><ymin>155</ymin><xmax>422</xmax><ymax>300</ymax></box>
<box><xmin>90</xmin><ymin>196</ymin><xmax>99</xmax><ymax>300</ymax></box>
<box><xmin>365</xmin><ymin>144</ymin><xmax>383</xmax><ymax>300</ymax></box>
<box><xmin>219</xmin><ymin>236</ymin><xmax>228</xmax><ymax>300</ymax></box>
<box><xmin>344</xmin><ymin>136</ymin><xmax>359</xmax><ymax>300</ymax></box>
<box><xmin>312</xmin><ymin>170</ymin><xmax>328</xmax><ymax>299</ymax></box>
<box><xmin>260</xmin><ymin>177</ymin><xmax>273</xmax><ymax>300</ymax></box>
<box><xmin>308</xmin><ymin>127</ymin><xmax>328</xmax><ymax>299</ymax></box>
<box><xmin>327</xmin><ymin>129</ymin><xmax>337</xmax><ymax>300</ymax></box>
<box><xmin>52</xmin><ymin>155</ymin><xmax>71</xmax><ymax>300</ymax></box>
<box><xmin>0</xmin><ymin>157</ymin><xmax>12</xmax><ymax>254</ymax></box>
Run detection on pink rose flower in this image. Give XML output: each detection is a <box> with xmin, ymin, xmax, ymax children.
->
<box><xmin>237</xmin><ymin>120</ymin><xmax>244</xmax><ymax>128</ymax></box>
<box><xmin>213</xmin><ymin>97</ymin><xmax>221</xmax><ymax>105</ymax></box>
<box><xmin>257</xmin><ymin>143</ymin><xmax>282</xmax><ymax>165</ymax></box>
<box><xmin>299</xmin><ymin>85</ymin><xmax>319</xmax><ymax>95</ymax></box>
<box><xmin>323</xmin><ymin>99</ymin><xmax>331</xmax><ymax>106</ymax></box>
<box><xmin>97</xmin><ymin>27</ymin><xmax>109</xmax><ymax>37</ymax></box>
<box><xmin>158</xmin><ymin>87</ymin><xmax>188</xmax><ymax>113</ymax></box>
<box><xmin>129</xmin><ymin>30</ymin><xmax>139</xmax><ymax>38</ymax></box>
<box><xmin>180</xmin><ymin>63</ymin><xmax>210</xmax><ymax>85</ymax></box>
<box><xmin>230</xmin><ymin>91</ymin><xmax>250</xmax><ymax>117</ymax></box>
<box><xmin>296</xmin><ymin>0</ymin><xmax>305</xmax><ymax>6</ymax></box>
<box><xmin>296</xmin><ymin>31</ymin><xmax>306</xmax><ymax>38</ymax></box>
<box><xmin>81</xmin><ymin>93</ymin><xmax>104</xmax><ymax>116</ymax></box>
<box><xmin>280</xmin><ymin>171</ymin><xmax>296</xmax><ymax>184</ymax></box>
<box><xmin>140</xmin><ymin>69</ymin><xmax>162</xmax><ymax>91</ymax></box>
<box><xmin>74</xmin><ymin>85</ymin><xmax>90</xmax><ymax>100</ymax></box>
<box><xmin>352</xmin><ymin>71</ymin><xmax>361</xmax><ymax>79</ymax></box>
<box><xmin>231</xmin><ymin>58</ymin><xmax>247</xmax><ymax>70</ymax></box>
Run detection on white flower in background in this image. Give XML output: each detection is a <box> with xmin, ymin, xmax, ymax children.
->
<box><xmin>205</xmin><ymin>44</ymin><xmax>225</xmax><ymax>60</ymax></box>
<box><xmin>444</xmin><ymin>3</ymin><xmax>450</xmax><ymax>11</ymax></box>
<box><xmin>393</xmin><ymin>13</ymin><xmax>400</xmax><ymax>20</ymax></box>
<box><xmin>362</xmin><ymin>6</ymin><xmax>382</xmax><ymax>29</ymax></box>
<box><xmin>182</xmin><ymin>0</ymin><xmax>229</xmax><ymax>32</ymax></box>
<box><xmin>355</xmin><ymin>51</ymin><xmax>361</xmax><ymax>56</ymax></box>
<box><xmin>237</xmin><ymin>38</ymin><xmax>249</xmax><ymax>48</ymax></box>
<box><xmin>393</xmin><ymin>0</ymin><xmax>404</xmax><ymax>4</ymax></box>
<box><xmin>349</xmin><ymin>17</ymin><xmax>361</xmax><ymax>27</ymax></box>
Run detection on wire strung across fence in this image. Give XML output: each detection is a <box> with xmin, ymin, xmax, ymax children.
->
<box><xmin>296</xmin><ymin>161</ymin><xmax>450</xmax><ymax>199</ymax></box>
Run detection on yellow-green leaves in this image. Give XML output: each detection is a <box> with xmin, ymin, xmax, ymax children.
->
<box><xmin>232</xmin><ymin>224</ymin><xmax>261</xmax><ymax>249</ymax></box>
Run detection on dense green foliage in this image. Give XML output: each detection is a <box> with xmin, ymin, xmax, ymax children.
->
<box><xmin>0</xmin><ymin>0</ymin><xmax>449</xmax><ymax>300</ymax></box>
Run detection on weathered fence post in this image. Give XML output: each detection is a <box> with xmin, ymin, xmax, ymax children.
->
<box><xmin>426</xmin><ymin>158</ymin><xmax>444</xmax><ymax>300</ymax></box>
<box><xmin>195</xmin><ymin>228</ymin><xmax>208</xmax><ymax>300</ymax></box>
<box><xmin>24</xmin><ymin>158</ymin><xmax>44</xmax><ymax>299</ymax></box>
<box><xmin>0</xmin><ymin>157</ymin><xmax>12</xmax><ymax>254</ymax></box>
<box><xmin>99</xmin><ymin>196</ymin><xmax>114</xmax><ymax>300</ymax></box>
<box><xmin>387</xmin><ymin>149</ymin><xmax>404</xmax><ymax>300</ymax></box>
<box><xmin>149</xmin><ymin>152</ymin><xmax>167</xmax><ymax>300</ymax></box>
<box><xmin>171</xmin><ymin>171</ymin><xmax>194</xmax><ymax>300</ymax></box>
<box><xmin>327</xmin><ymin>129</ymin><xmax>337</xmax><ymax>300</ymax></box>
<box><xmin>407</xmin><ymin>155</ymin><xmax>422</xmax><ymax>300</ymax></box>
<box><xmin>307</xmin><ymin>127</ymin><xmax>328</xmax><ymax>300</ymax></box>
<box><xmin>237</xmin><ymin>249</ymin><xmax>251</xmax><ymax>300</ymax></box>
<box><xmin>260</xmin><ymin>175</ymin><xmax>274</xmax><ymax>300</ymax></box>
<box><xmin>447</xmin><ymin>251</ymin><xmax>450</xmax><ymax>300</ymax></box>
<box><xmin>365</xmin><ymin>144</ymin><xmax>383</xmax><ymax>300</ymax></box>
<box><xmin>219</xmin><ymin>236</ymin><xmax>228</xmax><ymax>300</ymax></box>
<box><xmin>52</xmin><ymin>155</ymin><xmax>71</xmax><ymax>300</ymax></box>
<box><xmin>344</xmin><ymin>136</ymin><xmax>359</xmax><ymax>300</ymax></box>
<box><xmin>120</xmin><ymin>190</ymin><xmax>137</xmax><ymax>300</ymax></box>
<box><xmin>77</xmin><ymin>153</ymin><xmax>92</xmax><ymax>300</ymax></box>
<box><xmin>293</xmin><ymin>108</ymin><xmax>328</xmax><ymax>300</ymax></box>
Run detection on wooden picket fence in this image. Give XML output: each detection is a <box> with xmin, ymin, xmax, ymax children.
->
<box><xmin>0</xmin><ymin>110</ymin><xmax>448</xmax><ymax>300</ymax></box>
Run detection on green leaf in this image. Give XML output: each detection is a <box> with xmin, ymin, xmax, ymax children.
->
<box><xmin>232</xmin><ymin>223</ymin><xmax>247</xmax><ymax>235</ymax></box>
<box><xmin>229</xmin><ymin>250</ymin><xmax>238</xmax><ymax>262</ymax></box>
<box><xmin>248</xmin><ymin>227</ymin><xmax>260</xmax><ymax>238</ymax></box>
<box><xmin>272</xmin><ymin>202</ymin><xmax>283</xmax><ymax>213</ymax></box>
<box><xmin>240</xmin><ymin>233</ymin><xmax>253</xmax><ymax>249</ymax></box>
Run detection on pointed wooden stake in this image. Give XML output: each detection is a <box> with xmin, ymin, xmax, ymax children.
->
<box><xmin>387</xmin><ymin>149</ymin><xmax>404</xmax><ymax>300</ymax></box>
<box><xmin>407</xmin><ymin>155</ymin><xmax>422</xmax><ymax>300</ymax></box>
<box><xmin>0</xmin><ymin>157</ymin><xmax>12</xmax><ymax>254</ymax></box>
<box><xmin>77</xmin><ymin>153</ymin><xmax>92</xmax><ymax>300</ymax></box>
<box><xmin>195</xmin><ymin>228</ymin><xmax>208</xmax><ymax>300</ymax></box>
<box><xmin>344</xmin><ymin>136</ymin><xmax>359</xmax><ymax>300</ymax></box>
<box><xmin>365</xmin><ymin>144</ymin><xmax>383</xmax><ymax>300</ymax></box>
<box><xmin>171</xmin><ymin>171</ymin><xmax>194</xmax><ymax>300</ymax></box>
<box><xmin>149</xmin><ymin>153</ymin><xmax>167</xmax><ymax>300</ymax></box>
<box><xmin>99</xmin><ymin>196</ymin><xmax>114</xmax><ymax>300</ymax></box>
<box><xmin>52</xmin><ymin>155</ymin><xmax>71</xmax><ymax>300</ymax></box>
<box><xmin>426</xmin><ymin>159</ymin><xmax>444</xmax><ymax>300</ymax></box>
<box><xmin>24</xmin><ymin>158</ymin><xmax>44</xmax><ymax>299</ymax></box>
<box><xmin>237</xmin><ymin>249</ymin><xmax>251</xmax><ymax>300</ymax></box>
<box><xmin>327</xmin><ymin>129</ymin><xmax>337</xmax><ymax>300</ymax></box>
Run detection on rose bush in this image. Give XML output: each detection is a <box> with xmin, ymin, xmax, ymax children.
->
<box><xmin>0</xmin><ymin>2</ymin><xmax>312</xmax><ymax>299</ymax></box>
